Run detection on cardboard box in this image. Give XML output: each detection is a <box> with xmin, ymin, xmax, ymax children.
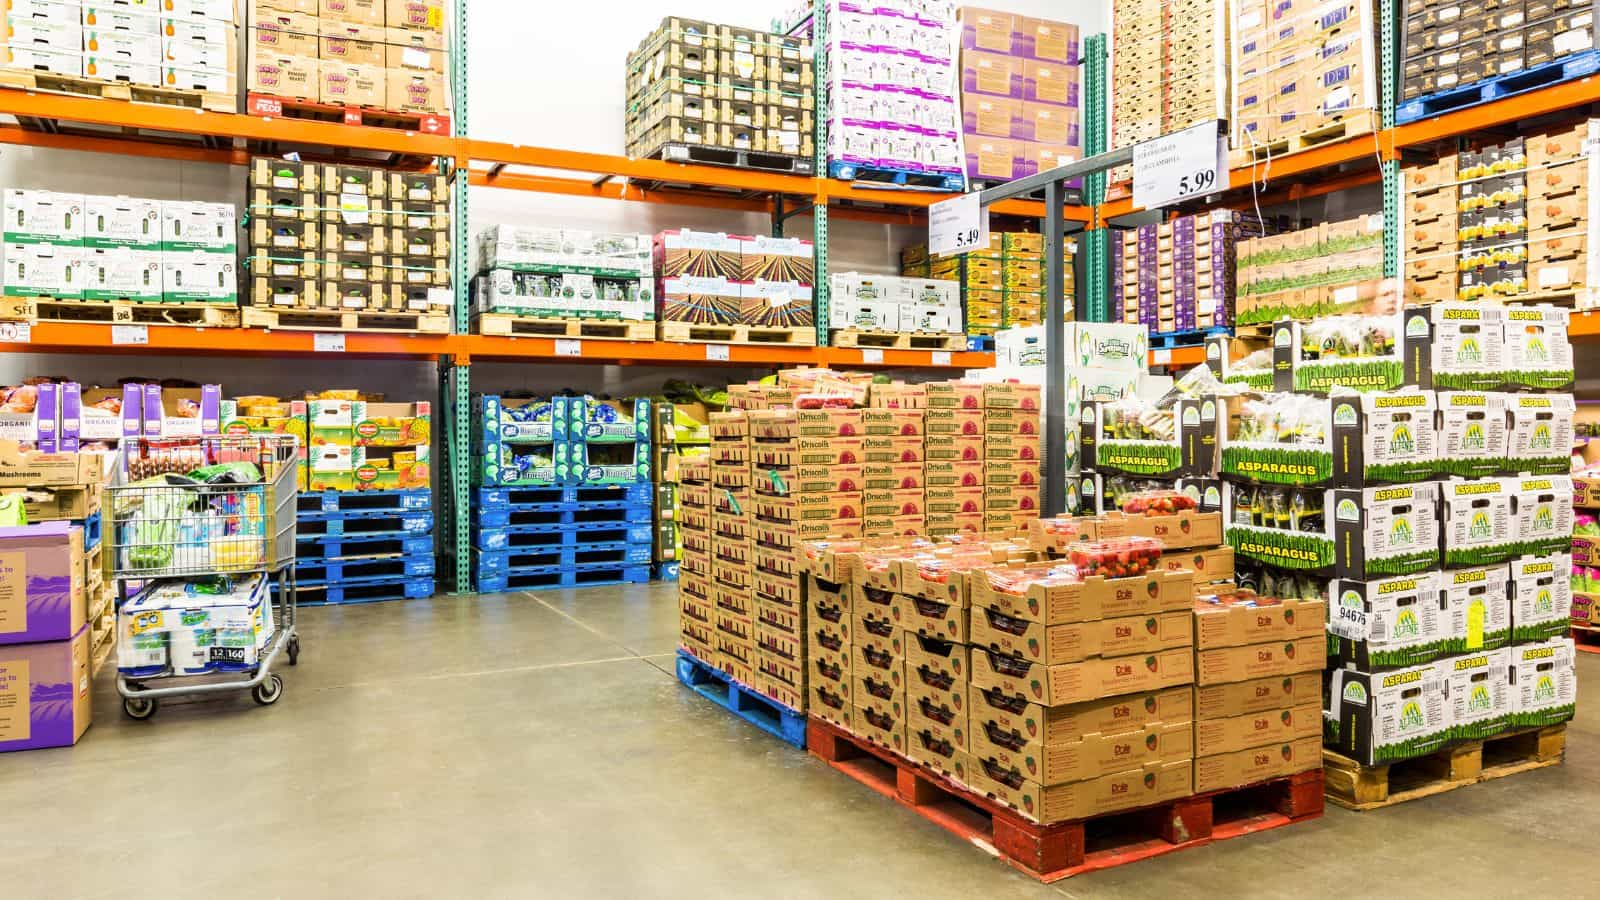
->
<box><xmin>971</xmin><ymin>718</ymin><xmax>1192</xmax><ymax>786</ymax></box>
<box><xmin>1193</xmin><ymin>736</ymin><xmax>1321</xmax><ymax>792</ymax></box>
<box><xmin>969</xmin><ymin>568</ymin><xmax>1195</xmax><ymax>626</ymax></box>
<box><xmin>250</xmin><ymin>52</ymin><xmax>319</xmax><ymax>98</ymax></box>
<box><xmin>1196</xmin><ymin>636</ymin><xmax>1326</xmax><ymax>686</ymax></box>
<box><xmin>1194</xmin><ymin>701</ymin><xmax>1321</xmax><ymax>756</ymax></box>
<box><xmin>387</xmin><ymin>69</ymin><xmax>446</xmax><ymax>114</ymax></box>
<box><xmin>0</xmin><ymin>444</ymin><xmax>101</xmax><ymax>488</ymax></box>
<box><xmin>966</xmin><ymin>757</ymin><xmax>1193</xmax><ymax>824</ymax></box>
<box><xmin>970</xmin><ymin>645</ymin><xmax>1194</xmax><ymax>707</ymax></box>
<box><xmin>907</xmin><ymin>714</ymin><xmax>969</xmax><ymax>776</ymax></box>
<box><xmin>972</xmin><ymin>606</ymin><xmax>1192</xmax><ymax>666</ymax></box>
<box><xmin>0</xmin><ymin>625</ymin><xmax>91</xmax><ymax>753</ymax></box>
<box><xmin>1193</xmin><ymin>597</ymin><xmax>1326</xmax><ymax>649</ymax></box>
<box><xmin>0</xmin><ymin>521</ymin><xmax>86</xmax><ymax>647</ymax></box>
<box><xmin>972</xmin><ymin>685</ymin><xmax>1193</xmax><ymax>752</ymax></box>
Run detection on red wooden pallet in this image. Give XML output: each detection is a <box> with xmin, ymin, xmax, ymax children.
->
<box><xmin>1571</xmin><ymin>623</ymin><xmax>1600</xmax><ymax>654</ymax></box>
<box><xmin>807</xmin><ymin>717</ymin><xmax>1323</xmax><ymax>882</ymax></box>
<box><xmin>246</xmin><ymin>94</ymin><xmax>450</xmax><ymax>135</ymax></box>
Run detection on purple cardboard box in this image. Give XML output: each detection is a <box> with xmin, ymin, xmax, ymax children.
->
<box><xmin>34</xmin><ymin>383</ymin><xmax>59</xmax><ymax>453</ymax></box>
<box><xmin>0</xmin><ymin>522</ymin><xmax>86</xmax><ymax>646</ymax></box>
<box><xmin>0</xmin><ymin>625</ymin><xmax>91</xmax><ymax>753</ymax></box>
<box><xmin>58</xmin><ymin>382</ymin><xmax>80</xmax><ymax>452</ymax></box>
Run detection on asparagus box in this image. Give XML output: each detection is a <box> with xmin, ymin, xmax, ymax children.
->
<box><xmin>1441</xmin><ymin>648</ymin><xmax>1512</xmax><ymax>741</ymax></box>
<box><xmin>1324</xmin><ymin>663</ymin><xmax>1451</xmax><ymax>765</ymax></box>
<box><xmin>1083</xmin><ymin>396</ymin><xmax>1219</xmax><ymax>478</ymax></box>
<box><xmin>1509</xmin><ymin>553</ymin><xmax>1572</xmax><ymax>642</ymax></box>
<box><xmin>1501</xmin><ymin>305</ymin><xmax>1574</xmax><ymax>391</ymax></box>
<box><xmin>1402</xmin><ymin>303</ymin><xmax>1508</xmax><ymax>391</ymax></box>
<box><xmin>1329</xmin><ymin>572</ymin><xmax>1448</xmax><ymax>669</ymax></box>
<box><xmin>1440</xmin><ymin>564</ymin><xmax>1511</xmax><ymax>653</ymax></box>
<box><xmin>1507</xmin><ymin>638</ymin><xmax>1577</xmax><ymax>728</ymax></box>
<box><xmin>1220</xmin><ymin>391</ymin><xmax>1437</xmax><ymax>488</ymax></box>
<box><xmin>1506</xmin><ymin>393</ymin><xmax>1575</xmax><ymax>475</ymax></box>
<box><xmin>1435</xmin><ymin>392</ymin><xmax>1510</xmax><ymax>478</ymax></box>
<box><xmin>1224</xmin><ymin>482</ymin><xmax>1441</xmax><ymax>577</ymax></box>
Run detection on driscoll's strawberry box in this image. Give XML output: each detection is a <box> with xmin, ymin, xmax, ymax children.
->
<box><xmin>0</xmin><ymin>625</ymin><xmax>91</xmax><ymax>753</ymax></box>
<box><xmin>924</xmin><ymin>485</ymin><xmax>984</xmax><ymax>517</ymax></box>
<box><xmin>925</xmin><ymin>381</ymin><xmax>985</xmax><ymax>409</ymax></box>
<box><xmin>924</xmin><ymin>459</ymin><xmax>984</xmax><ymax>487</ymax></box>
<box><xmin>924</xmin><ymin>408</ymin><xmax>985</xmax><ymax>436</ymax></box>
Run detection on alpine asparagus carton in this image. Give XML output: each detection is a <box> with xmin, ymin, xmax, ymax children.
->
<box><xmin>1220</xmin><ymin>391</ymin><xmax>1438</xmax><ymax>487</ymax></box>
<box><xmin>1507</xmin><ymin>638</ymin><xmax>1577</xmax><ymax>728</ymax></box>
<box><xmin>1509</xmin><ymin>554</ymin><xmax>1572</xmax><ymax>643</ymax></box>
<box><xmin>1440</xmin><ymin>475</ymin><xmax>1572</xmax><ymax>568</ymax></box>
<box><xmin>1224</xmin><ymin>482</ymin><xmax>1441</xmax><ymax>577</ymax></box>
<box><xmin>1324</xmin><ymin>662</ymin><xmax>1451</xmax><ymax>765</ymax></box>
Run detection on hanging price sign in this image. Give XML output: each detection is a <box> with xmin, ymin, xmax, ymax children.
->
<box><xmin>1132</xmin><ymin>120</ymin><xmax>1227</xmax><ymax>209</ymax></box>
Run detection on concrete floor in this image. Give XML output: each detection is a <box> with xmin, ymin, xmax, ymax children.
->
<box><xmin>8</xmin><ymin>581</ymin><xmax>1598</xmax><ymax>899</ymax></box>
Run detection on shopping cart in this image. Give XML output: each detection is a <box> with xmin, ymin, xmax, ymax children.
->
<box><xmin>108</xmin><ymin>434</ymin><xmax>301</xmax><ymax>720</ymax></box>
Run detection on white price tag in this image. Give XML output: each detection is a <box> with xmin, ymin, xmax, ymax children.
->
<box><xmin>427</xmin><ymin>287</ymin><xmax>453</xmax><ymax>308</ymax></box>
<box><xmin>706</xmin><ymin>343</ymin><xmax>731</xmax><ymax>361</ymax></box>
<box><xmin>314</xmin><ymin>333</ymin><xmax>346</xmax><ymax>352</ymax></box>
<box><xmin>861</xmin><ymin>348</ymin><xmax>884</xmax><ymax>364</ymax></box>
<box><xmin>555</xmin><ymin>339</ymin><xmax>582</xmax><ymax>357</ymax></box>
<box><xmin>928</xmin><ymin>192</ymin><xmax>989</xmax><ymax>257</ymax></box>
<box><xmin>1151</xmin><ymin>348</ymin><xmax>1173</xmax><ymax>366</ymax></box>
<box><xmin>0</xmin><ymin>321</ymin><xmax>30</xmax><ymax>343</ymax></box>
<box><xmin>931</xmin><ymin>350</ymin><xmax>952</xmax><ymax>366</ymax></box>
<box><xmin>111</xmin><ymin>324</ymin><xmax>148</xmax><ymax>345</ymax></box>
<box><xmin>1132</xmin><ymin>120</ymin><xmax>1227</xmax><ymax>209</ymax></box>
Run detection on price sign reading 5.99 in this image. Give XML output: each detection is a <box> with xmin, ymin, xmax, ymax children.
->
<box><xmin>1132</xmin><ymin>120</ymin><xmax>1228</xmax><ymax>210</ymax></box>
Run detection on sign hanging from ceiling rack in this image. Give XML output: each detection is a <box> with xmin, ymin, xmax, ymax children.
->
<box><xmin>1132</xmin><ymin>120</ymin><xmax>1228</xmax><ymax>210</ymax></box>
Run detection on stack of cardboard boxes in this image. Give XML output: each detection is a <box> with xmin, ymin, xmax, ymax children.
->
<box><xmin>1400</xmin><ymin>0</ymin><xmax>1591</xmax><ymax>109</ymax></box>
<box><xmin>956</xmin><ymin>7</ymin><xmax>1081</xmax><ymax>186</ymax></box>
<box><xmin>1110</xmin><ymin>0</ymin><xmax>1228</xmax><ymax>158</ymax></box>
<box><xmin>1116</xmin><ymin>210</ymin><xmax>1255</xmax><ymax>334</ymax></box>
<box><xmin>3</xmin><ymin>189</ymin><xmax>235</xmax><ymax>306</ymax></box>
<box><xmin>1</xmin><ymin>0</ymin><xmax>238</xmax><ymax>99</ymax></box>
<box><xmin>656</xmin><ymin>229</ymin><xmax>815</xmax><ymax>331</ymax></box>
<box><xmin>1236</xmin><ymin>215</ymin><xmax>1385</xmax><ymax>326</ymax></box>
<box><xmin>676</xmin><ymin>455</ymin><xmax>715</xmax><ymax>661</ymax></box>
<box><xmin>827</xmin><ymin>273</ymin><xmax>963</xmax><ymax>336</ymax></box>
<box><xmin>708</xmin><ymin>410</ymin><xmax>756</xmax><ymax>686</ymax></box>
<box><xmin>473</xmin><ymin>226</ymin><xmax>654</xmax><ymax>325</ymax></box>
<box><xmin>902</xmin><ymin>233</ymin><xmax>1077</xmax><ymax>340</ymax></box>
<box><xmin>245</xmin><ymin>157</ymin><xmax>452</xmax><ymax>316</ymax></box>
<box><xmin>1405</xmin><ymin>123</ymin><xmax>1595</xmax><ymax>305</ymax></box>
<box><xmin>247</xmin><ymin>0</ymin><xmax>449</xmax><ymax>118</ymax></box>
<box><xmin>1193</xmin><ymin>594</ymin><xmax>1326</xmax><ymax>792</ymax></box>
<box><xmin>625</xmin><ymin>17</ymin><xmax>815</xmax><ymax>164</ymax></box>
<box><xmin>1231</xmin><ymin>0</ymin><xmax>1377</xmax><ymax>152</ymax></box>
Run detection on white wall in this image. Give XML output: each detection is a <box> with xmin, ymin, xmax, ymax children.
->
<box><xmin>1</xmin><ymin>0</ymin><xmax>1113</xmax><ymax>393</ymax></box>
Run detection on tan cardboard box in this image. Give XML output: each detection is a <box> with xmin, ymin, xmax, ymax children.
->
<box><xmin>253</xmin><ymin>10</ymin><xmax>320</xmax><ymax>58</ymax></box>
<box><xmin>320</xmin><ymin>32</ymin><xmax>384</xmax><ymax>67</ymax></box>
<box><xmin>249</xmin><ymin>52</ymin><xmax>319</xmax><ymax>99</ymax></box>
<box><xmin>863</xmin><ymin>408</ymin><xmax>926</xmax><ymax>436</ymax></box>
<box><xmin>1195</xmin><ymin>637</ymin><xmax>1326</xmax><ymax>686</ymax></box>
<box><xmin>927</xmin><ymin>512</ymin><xmax>986</xmax><ymax>535</ymax></box>
<box><xmin>925</xmin><ymin>434</ymin><xmax>987</xmax><ymax>462</ymax></box>
<box><xmin>892</xmin><ymin>593</ymin><xmax>968</xmax><ymax>642</ymax></box>
<box><xmin>861</xmin><ymin>461</ymin><xmax>923</xmax><ymax>491</ymax></box>
<box><xmin>907</xmin><ymin>725</ymin><xmax>969</xmax><ymax>780</ymax></box>
<box><xmin>1194</xmin><ymin>701</ymin><xmax>1321</xmax><ymax>757</ymax></box>
<box><xmin>1159</xmin><ymin>546</ymin><xmax>1234</xmax><ymax>583</ymax></box>
<box><xmin>924</xmin><ymin>459</ymin><xmax>986</xmax><ymax>487</ymax></box>
<box><xmin>387</xmin><ymin>69</ymin><xmax>446</xmax><ymax>114</ymax></box>
<box><xmin>969</xmin><ymin>568</ymin><xmax>1196</xmax><ymax>625</ymax></box>
<box><xmin>1193</xmin><ymin>672</ymin><xmax>1320</xmax><ymax>720</ymax></box>
<box><xmin>0</xmin><ymin>445</ymin><xmax>103</xmax><ymax>487</ymax></box>
<box><xmin>1193</xmin><ymin>736</ymin><xmax>1322</xmax><ymax>793</ymax></box>
<box><xmin>971</xmin><ymin>685</ymin><xmax>1193</xmax><ymax>752</ymax></box>
<box><xmin>320</xmin><ymin>62</ymin><xmax>385</xmax><ymax>107</ymax></box>
<box><xmin>967</xmin><ymin>758</ymin><xmax>1193</xmax><ymax>824</ymax></box>
<box><xmin>970</xmin><ymin>645</ymin><xmax>1194</xmax><ymax>706</ymax></box>
<box><xmin>970</xmin><ymin>718</ymin><xmax>1192</xmax><ymax>786</ymax></box>
<box><xmin>983</xmin><ymin>457</ymin><xmax>1040</xmax><ymax>487</ymax></box>
<box><xmin>855</xmin><ymin>695</ymin><xmax>908</xmax><ymax>754</ymax></box>
<box><xmin>865</xmin><ymin>514</ymin><xmax>925</xmax><ymax>537</ymax></box>
<box><xmin>925</xmin><ymin>408</ymin><xmax>986</xmax><ymax>436</ymax></box>
<box><xmin>924</xmin><ymin>484</ymin><xmax>985</xmax><ymax>515</ymax></box>
<box><xmin>387</xmin><ymin>42</ymin><xmax>447</xmax><ymax>73</ymax></box>
<box><xmin>862</xmin><ymin>488</ymin><xmax>924</xmax><ymax>518</ymax></box>
<box><xmin>862</xmin><ymin>435</ymin><xmax>925</xmax><ymax>463</ymax></box>
<box><xmin>925</xmin><ymin>381</ymin><xmax>985</xmax><ymax>409</ymax></box>
<box><xmin>1193</xmin><ymin>597</ymin><xmax>1326</xmax><ymax>649</ymax></box>
<box><xmin>983</xmin><ymin>430</ymin><xmax>1042</xmax><ymax>458</ymax></box>
<box><xmin>854</xmin><ymin>665</ymin><xmax>905</xmax><ymax>710</ymax></box>
<box><xmin>851</xmin><ymin>630</ymin><xmax>902</xmax><ymax>684</ymax></box>
<box><xmin>971</xmin><ymin>607</ymin><xmax>1193</xmax><ymax>665</ymax></box>
<box><xmin>811</xmin><ymin>682</ymin><xmax>853</xmax><ymax>729</ymax></box>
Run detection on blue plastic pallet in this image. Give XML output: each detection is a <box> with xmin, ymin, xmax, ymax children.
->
<box><xmin>655</xmin><ymin>561</ymin><xmax>680</xmax><ymax>581</ymax></box>
<box><xmin>1397</xmin><ymin>50</ymin><xmax>1600</xmax><ymax>125</ymax></box>
<box><xmin>675</xmin><ymin>649</ymin><xmax>806</xmax><ymax>749</ymax></box>
<box><xmin>827</xmin><ymin>159</ymin><xmax>965</xmax><ymax>192</ymax></box>
<box><xmin>474</xmin><ymin>503</ymin><xmax>651</xmax><ymax>530</ymax></box>
<box><xmin>294</xmin><ymin>555</ymin><xmax>435</xmax><ymax>587</ymax></box>
<box><xmin>966</xmin><ymin>335</ymin><xmax>996</xmax><ymax>352</ymax></box>
<box><xmin>298</xmin><ymin>489</ymin><xmax>431</xmax><ymax>514</ymax></box>
<box><xmin>475</xmin><ymin>562</ymin><xmax>651</xmax><ymax>593</ymax></box>
<box><xmin>293</xmin><ymin>576</ymin><xmax>435</xmax><ymax>606</ymax></box>
<box><xmin>1147</xmin><ymin>325</ymin><xmax>1231</xmax><ymax>350</ymax></box>
<box><xmin>297</xmin><ymin>511</ymin><xmax>433</xmax><ymax>538</ymax></box>
<box><xmin>474</xmin><ymin>523</ymin><xmax>654</xmax><ymax>552</ymax></box>
<box><xmin>476</xmin><ymin>483</ymin><xmax>652</xmax><ymax>509</ymax></box>
<box><xmin>474</xmin><ymin>541</ymin><xmax>653</xmax><ymax>573</ymax></box>
<box><xmin>80</xmin><ymin>510</ymin><xmax>102</xmax><ymax>552</ymax></box>
<box><xmin>295</xmin><ymin>533</ymin><xmax>433</xmax><ymax>561</ymax></box>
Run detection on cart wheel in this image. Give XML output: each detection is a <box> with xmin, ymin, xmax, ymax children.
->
<box><xmin>123</xmin><ymin>696</ymin><xmax>158</xmax><ymax>720</ymax></box>
<box><xmin>287</xmin><ymin>636</ymin><xmax>301</xmax><ymax>666</ymax></box>
<box><xmin>252</xmin><ymin>674</ymin><xmax>284</xmax><ymax>706</ymax></box>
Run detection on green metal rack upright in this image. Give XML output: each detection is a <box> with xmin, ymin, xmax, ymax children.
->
<box><xmin>446</xmin><ymin>0</ymin><xmax>472</xmax><ymax>592</ymax></box>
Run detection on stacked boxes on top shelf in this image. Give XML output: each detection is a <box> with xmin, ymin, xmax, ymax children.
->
<box><xmin>244</xmin><ymin>157</ymin><xmax>452</xmax><ymax>330</ymax></box>
<box><xmin>3</xmin><ymin>189</ymin><xmax>236</xmax><ymax>308</ymax></box>
<box><xmin>472</xmin><ymin>226</ymin><xmax>654</xmax><ymax>336</ymax></box>
<box><xmin>901</xmin><ymin>232</ymin><xmax>1075</xmax><ymax>341</ymax></box>
<box><xmin>0</xmin><ymin>0</ymin><xmax>238</xmax><ymax>108</ymax></box>
<box><xmin>246</xmin><ymin>0</ymin><xmax>450</xmax><ymax>124</ymax></box>
<box><xmin>655</xmin><ymin>229</ymin><xmax>815</xmax><ymax>342</ymax></box>
<box><xmin>1403</xmin><ymin>121</ymin><xmax>1597</xmax><ymax>306</ymax></box>
<box><xmin>821</xmin><ymin>0</ymin><xmax>965</xmax><ymax>188</ymax></box>
<box><xmin>471</xmin><ymin>394</ymin><xmax>653</xmax><ymax>592</ymax></box>
<box><xmin>1236</xmin><ymin>215</ymin><xmax>1385</xmax><ymax>326</ymax></box>
<box><xmin>625</xmin><ymin>17</ymin><xmax>815</xmax><ymax>167</ymax></box>
<box><xmin>1110</xmin><ymin>0</ymin><xmax>1228</xmax><ymax>164</ymax></box>
<box><xmin>1230</xmin><ymin>0</ymin><xmax>1378</xmax><ymax>159</ymax></box>
<box><xmin>1116</xmin><ymin>210</ymin><xmax>1261</xmax><ymax>336</ymax></box>
<box><xmin>956</xmin><ymin>7</ymin><xmax>1082</xmax><ymax>187</ymax></box>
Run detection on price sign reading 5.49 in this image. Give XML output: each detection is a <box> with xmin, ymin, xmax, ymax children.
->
<box><xmin>929</xmin><ymin>192</ymin><xmax>989</xmax><ymax>258</ymax></box>
<box><xmin>1132</xmin><ymin>120</ymin><xmax>1227</xmax><ymax>210</ymax></box>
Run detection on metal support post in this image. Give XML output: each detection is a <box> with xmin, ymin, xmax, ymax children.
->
<box><xmin>812</xmin><ymin>0</ymin><xmax>831</xmax><ymax>347</ymax></box>
<box><xmin>1044</xmin><ymin>181</ymin><xmax>1067</xmax><ymax>517</ymax></box>
<box><xmin>448</xmin><ymin>0</ymin><xmax>471</xmax><ymax>593</ymax></box>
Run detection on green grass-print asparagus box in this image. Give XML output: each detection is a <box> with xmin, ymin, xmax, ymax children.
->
<box><xmin>1325</xmin><ymin>663</ymin><xmax>1452</xmax><ymax>765</ymax></box>
<box><xmin>1441</xmin><ymin>477</ymin><xmax>1517</xmax><ymax>567</ymax></box>
<box><xmin>1509</xmin><ymin>553</ymin><xmax>1572</xmax><ymax>642</ymax></box>
<box><xmin>1508</xmin><ymin>638</ymin><xmax>1577</xmax><ymax>728</ymax></box>
<box><xmin>1509</xmin><ymin>474</ymin><xmax>1574</xmax><ymax>557</ymax></box>
<box><xmin>1328</xmin><ymin>571</ymin><xmax>1448</xmax><ymax>669</ymax></box>
<box><xmin>1273</xmin><ymin>315</ymin><xmax>1409</xmax><ymax>394</ymax></box>
<box><xmin>1221</xmin><ymin>391</ymin><xmax>1435</xmax><ymax>488</ymax></box>
<box><xmin>1413</xmin><ymin>303</ymin><xmax>1508</xmax><ymax>391</ymax></box>
<box><xmin>1506</xmin><ymin>393</ymin><xmax>1574</xmax><ymax>475</ymax></box>
<box><xmin>1086</xmin><ymin>396</ymin><xmax>1217</xmax><ymax>478</ymax></box>
<box><xmin>1502</xmin><ymin>305</ymin><xmax>1574</xmax><ymax>391</ymax></box>
<box><xmin>1436</xmin><ymin>392</ymin><xmax>1510</xmax><ymax>478</ymax></box>
<box><xmin>1441</xmin><ymin>564</ymin><xmax>1511</xmax><ymax>653</ymax></box>
<box><xmin>1224</xmin><ymin>482</ymin><xmax>1439</xmax><ymax>577</ymax></box>
<box><xmin>1440</xmin><ymin>648</ymin><xmax>1512</xmax><ymax>741</ymax></box>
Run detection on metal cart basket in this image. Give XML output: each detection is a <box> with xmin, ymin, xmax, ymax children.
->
<box><xmin>109</xmin><ymin>434</ymin><xmax>301</xmax><ymax>719</ymax></box>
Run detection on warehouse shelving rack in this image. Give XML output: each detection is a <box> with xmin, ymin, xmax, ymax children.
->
<box><xmin>6</xmin><ymin>1</ymin><xmax>1600</xmax><ymax>586</ymax></box>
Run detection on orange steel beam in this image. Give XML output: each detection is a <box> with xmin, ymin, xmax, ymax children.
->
<box><xmin>1395</xmin><ymin>74</ymin><xmax>1600</xmax><ymax>147</ymax></box>
<box><xmin>0</xmin><ymin>88</ymin><xmax>460</xmax><ymax>159</ymax></box>
<box><xmin>18</xmin><ymin>322</ymin><xmax>454</xmax><ymax>359</ymax></box>
<box><xmin>467</xmin><ymin>140</ymin><xmax>816</xmax><ymax>197</ymax></box>
<box><xmin>0</xmin><ymin>124</ymin><xmax>250</xmax><ymax>165</ymax></box>
<box><xmin>456</xmin><ymin>334</ymin><xmax>989</xmax><ymax>368</ymax></box>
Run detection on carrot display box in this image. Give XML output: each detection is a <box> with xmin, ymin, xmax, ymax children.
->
<box><xmin>969</xmin><ymin>568</ymin><xmax>1196</xmax><ymax>625</ymax></box>
<box><xmin>1195</xmin><ymin>636</ymin><xmax>1326</xmax><ymax>686</ymax></box>
<box><xmin>971</xmin><ymin>607</ymin><xmax>1193</xmax><ymax>666</ymax></box>
<box><xmin>970</xmin><ymin>644</ymin><xmax>1195</xmax><ymax>707</ymax></box>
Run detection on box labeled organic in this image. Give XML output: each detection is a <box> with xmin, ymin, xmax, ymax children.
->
<box><xmin>1324</xmin><ymin>663</ymin><xmax>1451</xmax><ymax>765</ymax></box>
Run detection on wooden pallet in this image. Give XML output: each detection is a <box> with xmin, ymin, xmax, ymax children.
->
<box><xmin>246</xmin><ymin>93</ymin><xmax>450</xmax><ymax>135</ymax></box>
<box><xmin>660</xmin><ymin>321</ymin><xmax>816</xmax><ymax>346</ymax></box>
<box><xmin>1233</xmin><ymin>111</ymin><xmax>1379</xmax><ymax>166</ymax></box>
<box><xmin>7</xmin><ymin>297</ymin><xmax>241</xmax><ymax>327</ymax></box>
<box><xmin>473</xmin><ymin>314</ymin><xmax>656</xmax><ymax>340</ymax></box>
<box><xmin>830</xmin><ymin>329</ymin><xmax>965</xmax><ymax>351</ymax></box>
<box><xmin>0</xmin><ymin>69</ymin><xmax>234</xmax><ymax>113</ymax></box>
<box><xmin>808</xmin><ymin>718</ymin><xmax>1322</xmax><ymax>882</ymax></box>
<box><xmin>1323</xmin><ymin>724</ymin><xmax>1568</xmax><ymax>811</ymax></box>
<box><xmin>638</xmin><ymin>142</ymin><xmax>815</xmax><ymax>175</ymax></box>
<box><xmin>241</xmin><ymin>305</ymin><xmax>451</xmax><ymax>334</ymax></box>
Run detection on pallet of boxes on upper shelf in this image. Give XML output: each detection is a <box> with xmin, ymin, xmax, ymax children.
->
<box><xmin>243</xmin><ymin>156</ymin><xmax>452</xmax><ymax>334</ymax></box>
<box><xmin>1115</xmin><ymin>210</ymin><xmax>1270</xmax><ymax>346</ymax></box>
<box><xmin>2</xmin><ymin>188</ymin><xmax>239</xmax><ymax>328</ymax></box>
<box><xmin>625</xmin><ymin>17</ymin><xmax>815</xmax><ymax>174</ymax></box>
<box><xmin>245</xmin><ymin>0</ymin><xmax>451</xmax><ymax>133</ymax></box>
<box><xmin>828</xmin><ymin>271</ymin><xmax>965</xmax><ymax>352</ymax></box>
<box><xmin>902</xmin><ymin>232</ymin><xmax>1076</xmax><ymax>350</ymax></box>
<box><xmin>0</xmin><ymin>0</ymin><xmax>238</xmax><ymax>112</ymax></box>
<box><xmin>656</xmin><ymin>229</ymin><xmax>816</xmax><ymax>346</ymax></box>
<box><xmin>471</xmin><ymin>226</ymin><xmax>655</xmax><ymax>340</ymax></box>
<box><xmin>1403</xmin><ymin>122</ymin><xmax>1600</xmax><ymax>309</ymax></box>
<box><xmin>1108</xmin><ymin>0</ymin><xmax>1228</xmax><ymax>188</ymax></box>
<box><xmin>1212</xmin><ymin>301</ymin><xmax>1577</xmax><ymax>810</ymax></box>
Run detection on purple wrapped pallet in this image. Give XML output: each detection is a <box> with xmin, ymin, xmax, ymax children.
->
<box><xmin>1211</xmin><ymin>219</ymin><xmax>1236</xmax><ymax>326</ymax></box>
